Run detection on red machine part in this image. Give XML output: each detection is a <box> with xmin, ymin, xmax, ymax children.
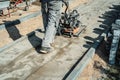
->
<box><xmin>14</xmin><ymin>0</ymin><xmax>23</xmax><ymax>6</ymax></box>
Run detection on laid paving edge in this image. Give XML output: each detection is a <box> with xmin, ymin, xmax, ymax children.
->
<box><xmin>0</xmin><ymin>29</ymin><xmax>35</xmax><ymax>52</ymax></box>
<box><xmin>0</xmin><ymin>36</ymin><xmax>27</xmax><ymax>52</ymax></box>
<box><xmin>65</xmin><ymin>31</ymin><xmax>108</xmax><ymax>80</ymax></box>
<box><xmin>0</xmin><ymin>11</ymin><xmax>41</xmax><ymax>30</ymax></box>
<box><xmin>0</xmin><ymin>29</ymin><xmax>42</xmax><ymax>67</ymax></box>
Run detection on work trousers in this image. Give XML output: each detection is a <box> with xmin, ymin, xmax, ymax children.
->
<box><xmin>41</xmin><ymin>0</ymin><xmax>62</xmax><ymax>47</ymax></box>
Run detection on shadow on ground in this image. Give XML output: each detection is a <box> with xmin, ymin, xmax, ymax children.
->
<box><xmin>63</xmin><ymin>4</ymin><xmax>120</xmax><ymax>80</ymax></box>
<box><xmin>98</xmin><ymin>4</ymin><xmax>120</xmax><ymax>62</ymax></box>
<box><xmin>2</xmin><ymin>19</ymin><xmax>43</xmax><ymax>53</ymax></box>
<box><xmin>94</xmin><ymin>41</ymin><xmax>120</xmax><ymax>80</ymax></box>
<box><xmin>85</xmin><ymin>4</ymin><xmax>120</xmax><ymax>80</ymax></box>
<box><xmin>3</xmin><ymin>20</ymin><xmax>22</xmax><ymax>40</ymax></box>
<box><xmin>84</xmin><ymin>4</ymin><xmax>120</xmax><ymax>48</ymax></box>
<box><xmin>84</xmin><ymin>4</ymin><xmax>120</xmax><ymax>62</ymax></box>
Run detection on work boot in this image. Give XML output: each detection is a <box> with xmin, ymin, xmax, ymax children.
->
<box><xmin>39</xmin><ymin>47</ymin><xmax>54</xmax><ymax>54</ymax></box>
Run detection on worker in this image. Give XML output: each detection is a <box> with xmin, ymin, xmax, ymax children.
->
<box><xmin>39</xmin><ymin>0</ymin><xmax>63</xmax><ymax>53</ymax></box>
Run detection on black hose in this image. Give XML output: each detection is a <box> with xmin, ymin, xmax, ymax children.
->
<box><xmin>62</xmin><ymin>0</ymin><xmax>69</xmax><ymax>19</ymax></box>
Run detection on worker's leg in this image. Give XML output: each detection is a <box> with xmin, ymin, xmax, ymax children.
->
<box><xmin>51</xmin><ymin>9</ymin><xmax>61</xmax><ymax>43</ymax></box>
<box><xmin>41</xmin><ymin>0</ymin><xmax>62</xmax><ymax>48</ymax></box>
<box><xmin>41</xmin><ymin>2</ymin><xmax>48</xmax><ymax>31</ymax></box>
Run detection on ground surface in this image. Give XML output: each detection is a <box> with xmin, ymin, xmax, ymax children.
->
<box><xmin>0</xmin><ymin>0</ymin><xmax>120</xmax><ymax>80</ymax></box>
<box><xmin>79</xmin><ymin>41</ymin><xmax>120</xmax><ymax>80</ymax></box>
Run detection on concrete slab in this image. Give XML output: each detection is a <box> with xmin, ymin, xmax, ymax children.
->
<box><xmin>0</xmin><ymin>33</ymin><xmax>73</xmax><ymax>80</ymax></box>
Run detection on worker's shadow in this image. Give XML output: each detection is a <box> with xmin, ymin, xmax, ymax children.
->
<box><xmin>3</xmin><ymin>20</ymin><xmax>22</xmax><ymax>40</ymax></box>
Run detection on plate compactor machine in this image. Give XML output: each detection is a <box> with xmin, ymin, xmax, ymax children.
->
<box><xmin>57</xmin><ymin>1</ymin><xmax>84</xmax><ymax>37</ymax></box>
